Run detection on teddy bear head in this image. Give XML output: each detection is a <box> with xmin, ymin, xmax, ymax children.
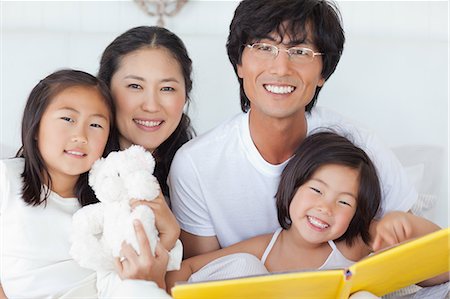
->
<box><xmin>89</xmin><ymin>145</ymin><xmax>160</xmax><ymax>204</ymax></box>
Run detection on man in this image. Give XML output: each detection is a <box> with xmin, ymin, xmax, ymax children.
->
<box><xmin>168</xmin><ymin>0</ymin><xmax>417</xmax><ymax>258</ymax></box>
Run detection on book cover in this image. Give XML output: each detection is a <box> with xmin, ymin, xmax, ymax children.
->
<box><xmin>171</xmin><ymin>228</ymin><xmax>450</xmax><ymax>299</ymax></box>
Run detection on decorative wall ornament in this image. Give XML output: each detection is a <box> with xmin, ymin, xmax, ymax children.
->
<box><xmin>135</xmin><ymin>0</ymin><xmax>188</xmax><ymax>27</ymax></box>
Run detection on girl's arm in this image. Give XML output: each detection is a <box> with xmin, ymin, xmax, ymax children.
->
<box><xmin>0</xmin><ymin>285</ymin><xmax>7</xmax><ymax>299</ymax></box>
<box><xmin>371</xmin><ymin>211</ymin><xmax>448</xmax><ymax>287</ymax></box>
<box><xmin>165</xmin><ymin>234</ymin><xmax>269</xmax><ymax>293</ymax></box>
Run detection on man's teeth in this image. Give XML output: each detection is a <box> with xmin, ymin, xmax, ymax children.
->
<box><xmin>134</xmin><ymin>119</ymin><xmax>162</xmax><ymax>127</ymax></box>
<box><xmin>66</xmin><ymin>151</ymin><xmax>84</xmax><ymax>156</ymax></box>
<box><xmin>308</xmin><ymin>216</ymin><xmax>329</xmax><ymax>229</ymax></box>
<box><xmin>264</xmin><ymin>84</ymin><xmax>295</xmax><ymax>94</ymax></box>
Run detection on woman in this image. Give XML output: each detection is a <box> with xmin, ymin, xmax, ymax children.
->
<box><xmin>97</xmin><ymin>26</ymin><xmax>195</xmax><ymax>295</ymax></box>
<box><xmin>99</xmin><ymin>25</ymin><xmax>195</xmax><ymax>197</ymax></box>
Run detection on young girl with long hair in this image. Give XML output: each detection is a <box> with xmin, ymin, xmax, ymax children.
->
<box><xmin>0</xmin><ymin>69</ymin><xmax>117</xmax><ymax>297</ymax></box>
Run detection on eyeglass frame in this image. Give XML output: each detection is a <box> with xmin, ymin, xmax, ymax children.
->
<box><xmin>245</xmin><ymin>42</ymin><xmax>324</xmax><ymax>63</ymax></box>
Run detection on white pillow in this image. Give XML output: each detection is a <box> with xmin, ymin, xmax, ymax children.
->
<box><xmin>391</xmin><ymin>145</ymin><xmax>444</xmax><ymax>216</ymax></box>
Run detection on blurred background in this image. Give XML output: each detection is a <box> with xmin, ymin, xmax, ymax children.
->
<box><xmin>1</xmin><ymin>1</ymin><xmax>448</xmax><ymax>226</ymax></box>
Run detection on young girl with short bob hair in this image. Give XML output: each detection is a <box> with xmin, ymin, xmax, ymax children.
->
<box><xmin>166</xmin><ymin>131</ymin><xmax>445</xmax><ymax>291</ymax></box>
<box><xmin>276</xmin><ymin>130</ymin><xmax>381</xmax><ymax>247</ymax></box>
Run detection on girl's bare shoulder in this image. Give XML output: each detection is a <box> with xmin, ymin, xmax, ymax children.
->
<box><xmin>227</xmin><ymin>232</ymin><xmax>277</xmax><ymax>258</ymax></box>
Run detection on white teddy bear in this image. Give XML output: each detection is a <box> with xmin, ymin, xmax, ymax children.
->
<box><xmin>70</xmin><ymin>145</ymin><xmax>182</xmax><ymax>272</ymax></box>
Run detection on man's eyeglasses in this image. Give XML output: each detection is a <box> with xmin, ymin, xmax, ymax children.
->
<box><xmin>246</xmin><ymin>43</ymin><xmax>324</xmax><ymax>63</ymax></box>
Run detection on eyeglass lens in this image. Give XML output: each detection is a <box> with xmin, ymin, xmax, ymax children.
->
<box><xmin>249</xmin><ymin>43</ymin><xmax>318</xmax><ymax>63</ymax></box>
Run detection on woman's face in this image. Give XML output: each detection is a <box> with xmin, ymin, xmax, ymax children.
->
<box><xmin>110</xmin><ymin>47</ymin><xmax>186</xmax><ymax>152</ymax></box>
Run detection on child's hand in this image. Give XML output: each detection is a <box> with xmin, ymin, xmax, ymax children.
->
<box><xmin>372</xmin><ymin>211</ymin><xmax>441</xmax><ymax>252</ymax></box>
<box><xmin>371</xmin><ymin>211</ymin><xmax>414</xmax><ymax>252</ymax></box>
<box><xmin>130</xmin><ymin>191</ymin><xmax>180</xmax><ymax>251</ymax></box>
<box><xmin>114</xmin><ymin>220</ymin><xmax>169</xmax><ymax>289</ymax></box>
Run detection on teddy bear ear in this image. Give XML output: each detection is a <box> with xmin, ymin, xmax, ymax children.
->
<box><xmin>127</xmin><ymin>144</ymin><xmax>141</xmax><ymax>153</ymax></box>
<box><xmin>129</xmin><ymin>145</ymin><xmax>156</xmax><ymax>170</ymax></box>
<box><xmin>145</xmin><ymin>151</ymin><xmax>156</xmax><ymax>171</ymax></box>
<box><xmin>135</xmin><ymin>145</ymin><xmax>155</xmax><ymax>169</ymax></box>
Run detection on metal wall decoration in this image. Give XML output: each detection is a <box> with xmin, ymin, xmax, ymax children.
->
<box><xmin>135</xmin><ymin>0</ymin><xmax>188</xmax><ymax>27</ymax></box>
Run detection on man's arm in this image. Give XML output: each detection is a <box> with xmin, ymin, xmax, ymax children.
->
<box><xmin>169</xmin><ymin>149</ymin><xmax>221</xmax><ymax>259</ymax></box>
<box><xmin>180</xmin><ymin>230</ymin><xmax>221</xmax><ymax>259</ymax></box>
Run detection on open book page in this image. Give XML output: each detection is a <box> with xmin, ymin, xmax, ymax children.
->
<box><xmin>172</xmin><ymin>268</ymin><xmax>346</xmax><ymax>299</ymax></box>
<box><xmin>172</xmin><ymin>228</ymin><xmax>450</xmax><ymax>299</ymax></box>
<box><xmin>348</xmin><ymin>228</ymin><xmax>450</xmax><ymax>297</ymax></box>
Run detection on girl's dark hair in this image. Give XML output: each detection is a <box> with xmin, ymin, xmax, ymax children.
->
<box><xmin>276</xmin><ymin>131</ymin><xmax>381</xmax><ymax>246</ymax></box>
<box><xmin>98</xmin><ymin>26</ymin><xmax>195</xmax><ymax>197</ymax></box>
<box><xmin>16</xmin><ymin>69</ymin><xmax>116</xmax><ymax>207</ymax></box>
<box><xmin>226</xmin><ymin>0</ymin><xmax>345</xmax><ymax>113</ymax></box>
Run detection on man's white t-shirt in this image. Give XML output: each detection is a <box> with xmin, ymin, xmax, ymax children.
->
<box><xmin>0</xmin><ymin>158</ymin><xmax>94</xmax><ymax>298</ymax></box>
<box><xmin>168</xmin><ymin>107</ymin><xmax>417</xmax><ymax>248</ymax></box>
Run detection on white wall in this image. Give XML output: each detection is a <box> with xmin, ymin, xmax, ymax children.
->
<box><xmin>1</xmin><ymin>1</ymin><xmax>448</xmax><ymax>226</ymax></box>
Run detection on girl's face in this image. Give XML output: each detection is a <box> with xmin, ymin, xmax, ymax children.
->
<box><xmin>110</xmin><ymin>47</ymin><xmax>186</xmax><ymax>152</ymax></box>
<box><xmin>37</xmin><ymin>86</ymin><xmax>110</xmax><ymax>191</ymax></box>
<box><xmin>289</xmin><ymin>164</ymin><xmax>359</xmax><ymax>244</ymax></box>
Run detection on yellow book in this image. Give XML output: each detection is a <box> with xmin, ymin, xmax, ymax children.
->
<box><xmin>172</xmin><ymin>228</ymin><xmax>450</xmax><ymax>299</ymax></box>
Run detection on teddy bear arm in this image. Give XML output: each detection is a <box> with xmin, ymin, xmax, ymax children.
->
<box><xmin>70</xmin><ymin>228</ymin><xmax>115</xmax><ymax>271</ymax></box>
<box><xmin>124</xmin><ymin>172</ymin><xmax>160</xmax><ymax>201</ymax></box>
<box><xmin>71</xmin><ymin>204</ymin><xmax>115</xmax><ymax>271</ymax></box>
<box><xmin>73</xmin><ymin>203</ymin><xmax>105</xmax><ymax>235</ymax></box>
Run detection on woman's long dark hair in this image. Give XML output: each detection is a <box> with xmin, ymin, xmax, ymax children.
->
<box><xmin>276</xmin><ymin>131</ymin><xmax>381</xmax><ymax>246</ymax></box>
<box><xmin>16</xmin><ymin>69</ymin><xmax>116</xmax><ymax>206</ymax></box>
<box><xmin>98</xmin><ymin>26</ymin><xmax>195</xmax><ymax>197</ymax></box>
